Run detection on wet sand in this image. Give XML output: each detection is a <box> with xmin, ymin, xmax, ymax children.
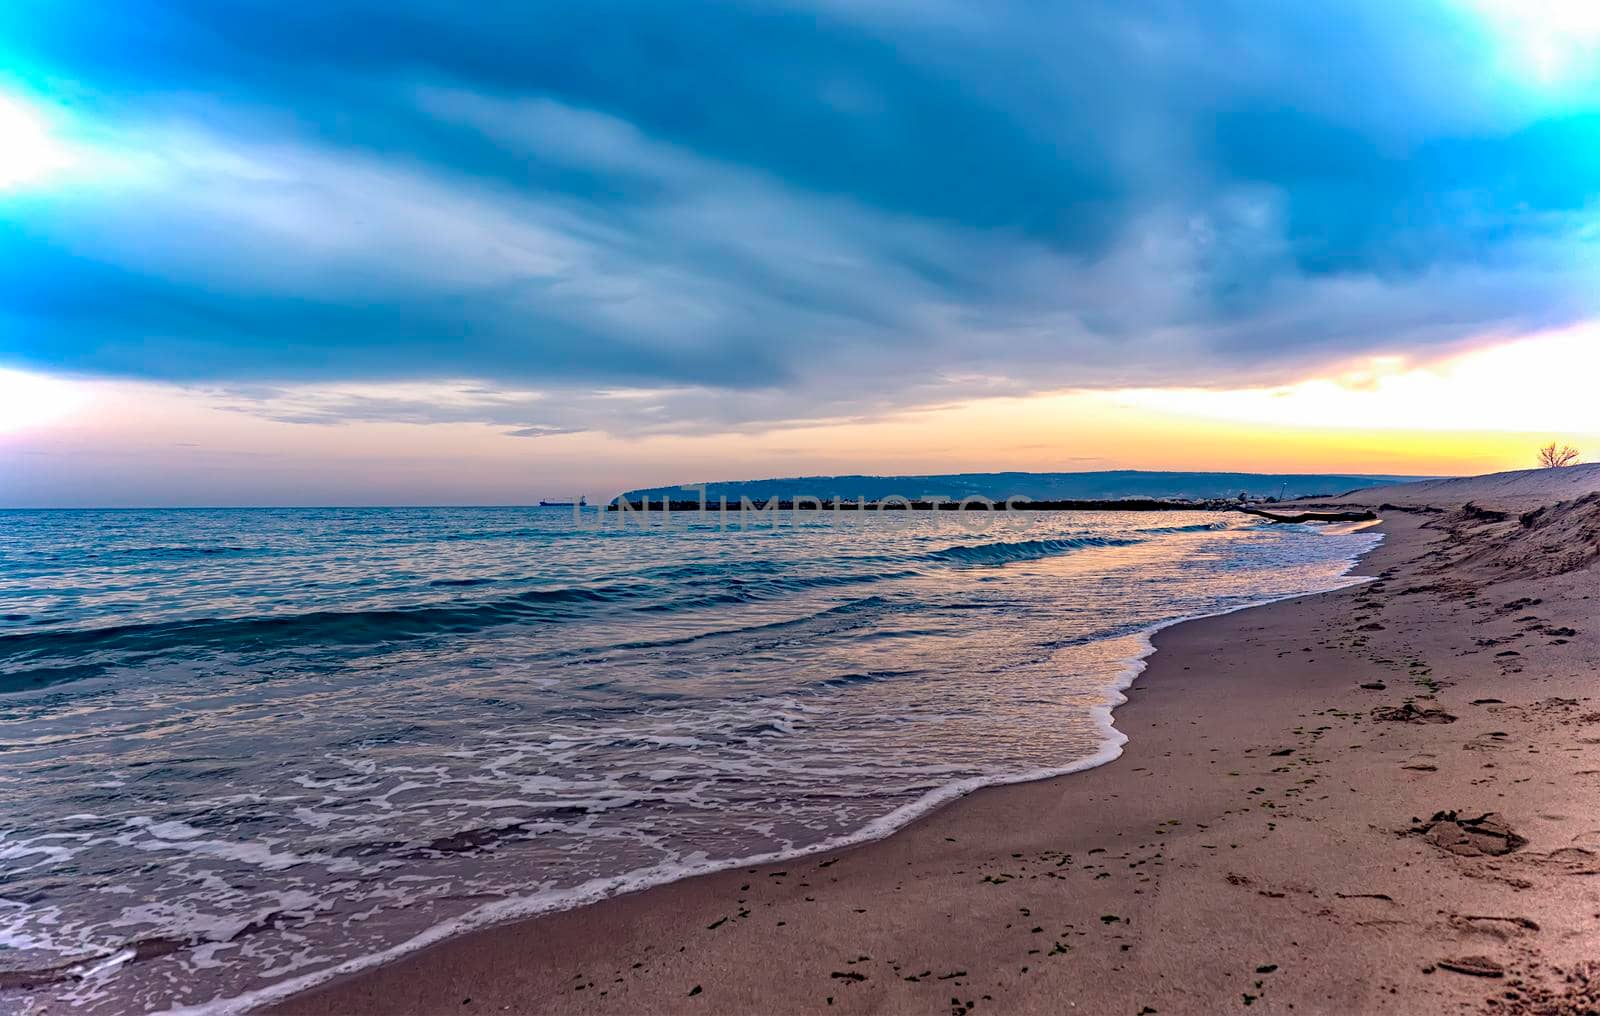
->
<box><xmin>274</xmin><ymin>498</ymin><xmax>1600</xmax><ymax>1015</ymax></box>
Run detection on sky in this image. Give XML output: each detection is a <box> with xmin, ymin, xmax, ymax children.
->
<box><xmin>2</xmin><ymin>0</ymin><xmax>1599</xmax><ymax>506</ymax></box>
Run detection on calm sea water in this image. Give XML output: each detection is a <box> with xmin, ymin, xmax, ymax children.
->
<box><xmin>0</xmin><ymin>507</ymin><xmax>1378</xmax><ymax>1012</ymax></box>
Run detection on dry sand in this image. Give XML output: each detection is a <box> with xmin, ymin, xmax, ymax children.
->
<box><xmin>1336</xmin><ymin>462</ymin><xmax>1600</xmax><ymax>513</ymax></box>
<box><xmin>274</xmin><ymin>479</ymin><xmax>1600</xmax><ymax>1016</ymax></box>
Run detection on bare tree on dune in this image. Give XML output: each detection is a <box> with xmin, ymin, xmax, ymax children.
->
<box><xmin>1537</xmin><ymin>442</ymin><xmax>1581</xmax><ymax>468</ymax></box>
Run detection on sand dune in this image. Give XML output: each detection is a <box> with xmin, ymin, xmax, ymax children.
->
<box><xmin>1333</xmin><ymin>462</ymin><xmax>1600</xmax><ymax>512</ymax></box>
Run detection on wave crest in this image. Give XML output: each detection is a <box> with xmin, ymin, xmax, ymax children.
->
<box><xmin>923</xmin><ymin>535</ymin><xmax>1139</xmax><ymax>566</ymax></box>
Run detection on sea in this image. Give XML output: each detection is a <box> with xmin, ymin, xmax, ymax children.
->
<box><xmin>0</xmin><ymin>506</ymin><xmax>1380</xmax><ymax>1012</ymax></box>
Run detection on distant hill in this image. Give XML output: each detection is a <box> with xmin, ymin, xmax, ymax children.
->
<box><xmin>622</xmin><ymin>470</ymin><xmax>1433</xmax><ymax>505</ymax></box>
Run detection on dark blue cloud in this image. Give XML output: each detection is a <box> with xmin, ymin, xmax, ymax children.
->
<box><xmin>3</xmin><ymin>0</ymin><xmax>1600</xmax><ymax>428</ymax></box>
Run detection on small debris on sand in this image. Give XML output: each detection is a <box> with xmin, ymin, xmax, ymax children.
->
<box><xmin>1436</xmin><ymin>956</ymin><xmax>1504</xmax><ymax>978</ymax></box>
<box><xmin>1373</xmin><ymin>703</ymin><xmax>1457</xmax><ymax>724</ymax></box>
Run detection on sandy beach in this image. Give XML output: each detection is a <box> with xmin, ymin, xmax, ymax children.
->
<box><xmin>274</xmin><ymin>469</ymin><xmax>1600</xmax><ymax>1015</ymax></box>
<box><xmin>11</xmin><ymin>5</ymin><xmax>1600</xmax><ymax>1011</ymax></box>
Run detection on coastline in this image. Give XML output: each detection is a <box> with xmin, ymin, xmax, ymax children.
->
<box><xmin>271</xmin><ymin>506</ymin><xmax>1600</xmax><ymax>1014</ymax></box>
<box><xmin>199</xmin><ymin>519</ymin><xmax>1380</xmax><ymax>1016</ymax></box>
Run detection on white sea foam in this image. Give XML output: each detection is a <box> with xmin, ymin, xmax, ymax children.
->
<box><xmin>0</xmin><ymin>510</ymin><xmax>1382</xmax><ymax>1015</ymax></box>
<box><xmin>158</xmin><ymin>523</ymin><xmax>1385</xmax><ymax>1016</ymax></box>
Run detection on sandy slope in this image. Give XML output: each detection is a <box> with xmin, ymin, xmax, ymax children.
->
<box><xmin>1334</xmin><ymin>462</ymin><xmax>1600</xmax><ymax>512</ymax></box>
<box><xmin>273</xmin><ymin>479</ymin><xmax>1600</xmax><ymax>1016</ymax></box>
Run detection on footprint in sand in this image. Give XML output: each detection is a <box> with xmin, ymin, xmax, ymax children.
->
<box><xmin>1402</xmin><ymin>751</ymin><xmax>1440</xmax><ymax>772</ymax></box>
<box><xmin>1529</xmin><ymin>847</ymin><xmax>1600</xmax><ymax>876</ymax></box>
<box><xmin>1406</xmin><ymin>812</ymin><xmax>1527</xmax><ymax>857</ymax></box>
<box><xmin>1447</xmin><ymin>914</ymin><xmax>1539</xmax><ymax>940</ymax></box>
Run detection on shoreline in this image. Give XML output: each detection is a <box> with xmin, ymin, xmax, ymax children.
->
<box><xmin>264</xmin><ymin>522</ymin><xmax>1405</xmax><ymax>1015</ymax></box>
<box><xmin>276</xmin><ymin>502</ymin><xmax>1600</xmax><ymax>1014</ymax></box>
<box><xmin>175</xmin><ymin>520</ymin><xmax>1381</xmax><ymax>1016</ymax></box>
